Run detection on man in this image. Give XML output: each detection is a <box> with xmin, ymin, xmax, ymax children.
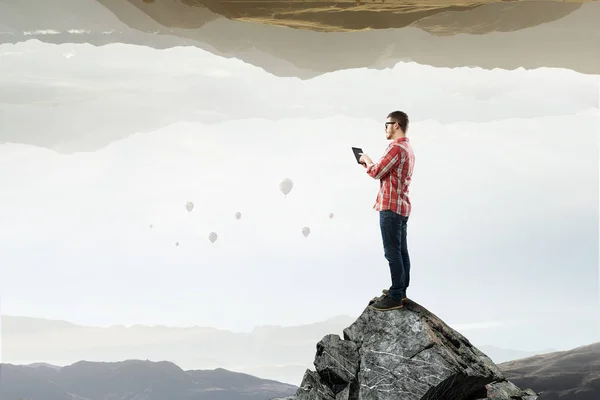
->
<box><xmin>359</xmin><ymin>111</ymin><xmax>415</xmax><ymax>311</ymax></box>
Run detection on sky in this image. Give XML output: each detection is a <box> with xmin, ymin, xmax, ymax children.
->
<box><xmin>0</xmin><ymin>39</ymin><xmax>599</xmax><ymax>353</ymax></box>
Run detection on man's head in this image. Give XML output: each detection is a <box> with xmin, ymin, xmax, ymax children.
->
<box><xmin>385</xmin><ymin>110</ymin><xmax>408</xmax><ymax>140</ymax></box>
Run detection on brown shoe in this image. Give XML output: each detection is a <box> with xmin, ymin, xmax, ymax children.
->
<box><xmin>370</xmin><ymin>296</ymin><xmax>404</xmax><ymax>310</ymax></box>
<box><xmin>382</xmin><ymin>289</ymin><xmax>407</xmax><ymax>301</ymax></box>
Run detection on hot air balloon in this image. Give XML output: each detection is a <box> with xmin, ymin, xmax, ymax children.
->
<box><xmin>186</xmin><ymin>201</ymin><xmax>194</xmax><ymax>212</ymax></box>
<box><xmin>279</xmin><ymin>178</ymin><xmax>293</xmax><ymax>197</ymax></box>
<box><xmin>208</xmin><ymin>232</ymin><xmax>218</xmax><ymax>243</ymax></box>
<box><xmin>328</xmin><ymin>213</ymin><xmax>334</xmax><ymax>219</ymax></box>
<box><xmin>302</xmin><ymin>227</ymin><xmax>310</xmax><ymax>237</ymax></box>
<box><xmin>235</xmin><ymin>212</ymin><xmax>242</xmax><ymax>220</ymax></box>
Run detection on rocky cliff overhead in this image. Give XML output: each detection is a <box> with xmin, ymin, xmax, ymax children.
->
<box><xmin>100</xmin><ymin>0</ymin><xmax>600</xmax><ymax>75</ymax></box>
<box><xmin>274</xmin><ymin>297</ymin><xmax>538</xmax><ymax>400</ymax></box>
<box><xmin>2</xmin><ymin>0</ymin><xmax>598</xmax><ymax>76</ymax></box>
<box><xmin>126</xmin><ymin>0</ymin><xmax>586</xmax><ymax>33</ymax></box>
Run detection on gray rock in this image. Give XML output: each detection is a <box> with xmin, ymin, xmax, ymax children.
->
<box><xmin>472</xmin><ymin>380</ymin><xmax>539</xmax><ymax>400</ymax></box>
<box><xmin>335</xmin><ymin>383</ymin><xmax>351</xmax><ymax>400</ymax></box>
<box><xmin>314</xmin><ymin>334</ymin><xmax>360</xmax><ymax>394</ymax></box>
<box><xmin>273</xmin><ymin>298</ymin><xmax>539</xmax><ymax>400</ymax></box>
<box><xmin>295</xmin><ymin>369</ymin><xmax>336</xmax><ymax>400</ymax></box>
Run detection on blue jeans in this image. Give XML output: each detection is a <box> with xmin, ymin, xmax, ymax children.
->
<box><xmin>379</xmin><ymin>210</ymin><xmax>410</xmax><ymax>301</ymax></box>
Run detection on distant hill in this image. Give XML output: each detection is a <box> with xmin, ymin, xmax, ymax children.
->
<box><xmin>498</xmin><ymin>342</ymin><xmax>600</xmax><ymax>400</ymax></box>
<box><xmin>1</xmin><ymin>314</ymin><xmax>357</xmax><ymax>384</ymax></box>
<box><xmin>0</xmin><ymin>360</ymin><xmax>298</xmax><ymax>400</ymax></box>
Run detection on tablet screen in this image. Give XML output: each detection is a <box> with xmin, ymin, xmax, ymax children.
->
<box><xmin>352</xmin><ymin>147</ymin><xmax>363</xmax><ymax>164</ymax></box>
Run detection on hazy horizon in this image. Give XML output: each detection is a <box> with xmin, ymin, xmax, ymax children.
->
<box><xmin>0</xmin><ymin>312</ymin><xmax>582</xmax><ymax>385</ymax></box>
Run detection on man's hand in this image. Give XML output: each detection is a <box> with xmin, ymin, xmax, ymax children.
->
<box><xmin>359</xmin><ymin>153</ymin><xmax>373</xmax><ymax>168</ymax></box>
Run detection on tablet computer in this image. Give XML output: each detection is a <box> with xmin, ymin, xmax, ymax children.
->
<box><xmin>352</xmin><ymin>147</ymin><xmax>364</xmax><ymax>164</ymax></box>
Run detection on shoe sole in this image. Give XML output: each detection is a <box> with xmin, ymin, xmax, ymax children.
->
<box><xmin>369</xmin><ymin>304</ymin><xmax>404</xmax><ymax>310</ymax></box>
<box><xmin>369</xmin><ymin>295</ymin><xmax>407</xmax><ymax>305</ymax></box>
<box><xmin>382</xmin><ymin>290</ymin><xmax>407</xmax><ymax>301</ymax></box>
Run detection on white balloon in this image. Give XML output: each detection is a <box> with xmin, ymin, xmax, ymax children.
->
<box><xmin>186</xmin><ymin>201</ymin><xmax>194</xmax><ymax>212</ymax></box>
<box><xmin>235</xmin><ymin>211</ymin><xmax>242</xmax><ymax>220</ymax></box>
<box><xmin>302</xmin><ymin>227</ymin><xmax>310</xmax><ymax>237</ymax></box>
<box><xmin>328</xmin><ymin>213</ymin><xmax>334</xmax><ymax>219</ymax></box>
<box><xmin>279</xmin><ymin>178</ymin><xmax>293</xmax><ymax>196</ymax></box>
<box><xmin>208</xmin><ymin>232</ymin><xmax>218</xmax><ymax>243</ymax></box>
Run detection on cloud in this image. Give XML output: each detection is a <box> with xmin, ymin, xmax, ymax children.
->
<box><xmin>1</xmin><ymin>40</ymin><xmax>596</xmax><ymax>156</ymax></box>
<box><xmin>0</xmin><ymin>41</ymin><xmax>596</xmax><ymax>127</ymax></box>
<box><xmin>23</xmin><ymin>30</ymin><xmax>60</xmax><ymax>35</ymax></box>
<box><xmin>203</xmin><ymin>69</ymin><xmax>233</xmax><ymax>78</ymax></box>
<box><xmin>0</xmin><ymin>109</ymin><xmax>596</xmax><ymax>333</ymax></box>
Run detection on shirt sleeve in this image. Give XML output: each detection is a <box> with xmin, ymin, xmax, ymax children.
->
<box><xmin>366</xmin><ymin>144</ymin><xmax>401</xmax><ymax>179</ymax></box>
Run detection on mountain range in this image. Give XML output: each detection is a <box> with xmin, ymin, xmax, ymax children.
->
<box><xmin>1</xmin><ymin>361</ymin><xmax>298</xmax><ymax>400</ymax></box>
<box><xmin>0</xmin><ymin>315</ymin><xmax>563</xmax><ymax>385</ymax></box>
<box><xmin>1</xmin><ymin>315</ymin><xmax>598</xmax><ymax>399</ymax></box>
<box><xmin>499</xmin><ymin>342</ymin><xmax>600</xmax><ymax>400</ymax></box>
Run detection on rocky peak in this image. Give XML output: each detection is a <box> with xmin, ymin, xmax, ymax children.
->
<box><xmin>275</xmin><ymin>298</ymin><xmax>538</xmax><ymax>400</ymax></box>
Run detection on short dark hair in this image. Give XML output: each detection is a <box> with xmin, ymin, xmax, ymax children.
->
<box><xmin>387</xmin><ymin>111</ymin><xmax>408</xmax><ymax>133</ymax></box>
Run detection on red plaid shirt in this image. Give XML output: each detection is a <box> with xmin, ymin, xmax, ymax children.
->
<box><xmin>366</xmin><ymin>137</ymin><xmax>415</xmax><ymax>216</ymax></box>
